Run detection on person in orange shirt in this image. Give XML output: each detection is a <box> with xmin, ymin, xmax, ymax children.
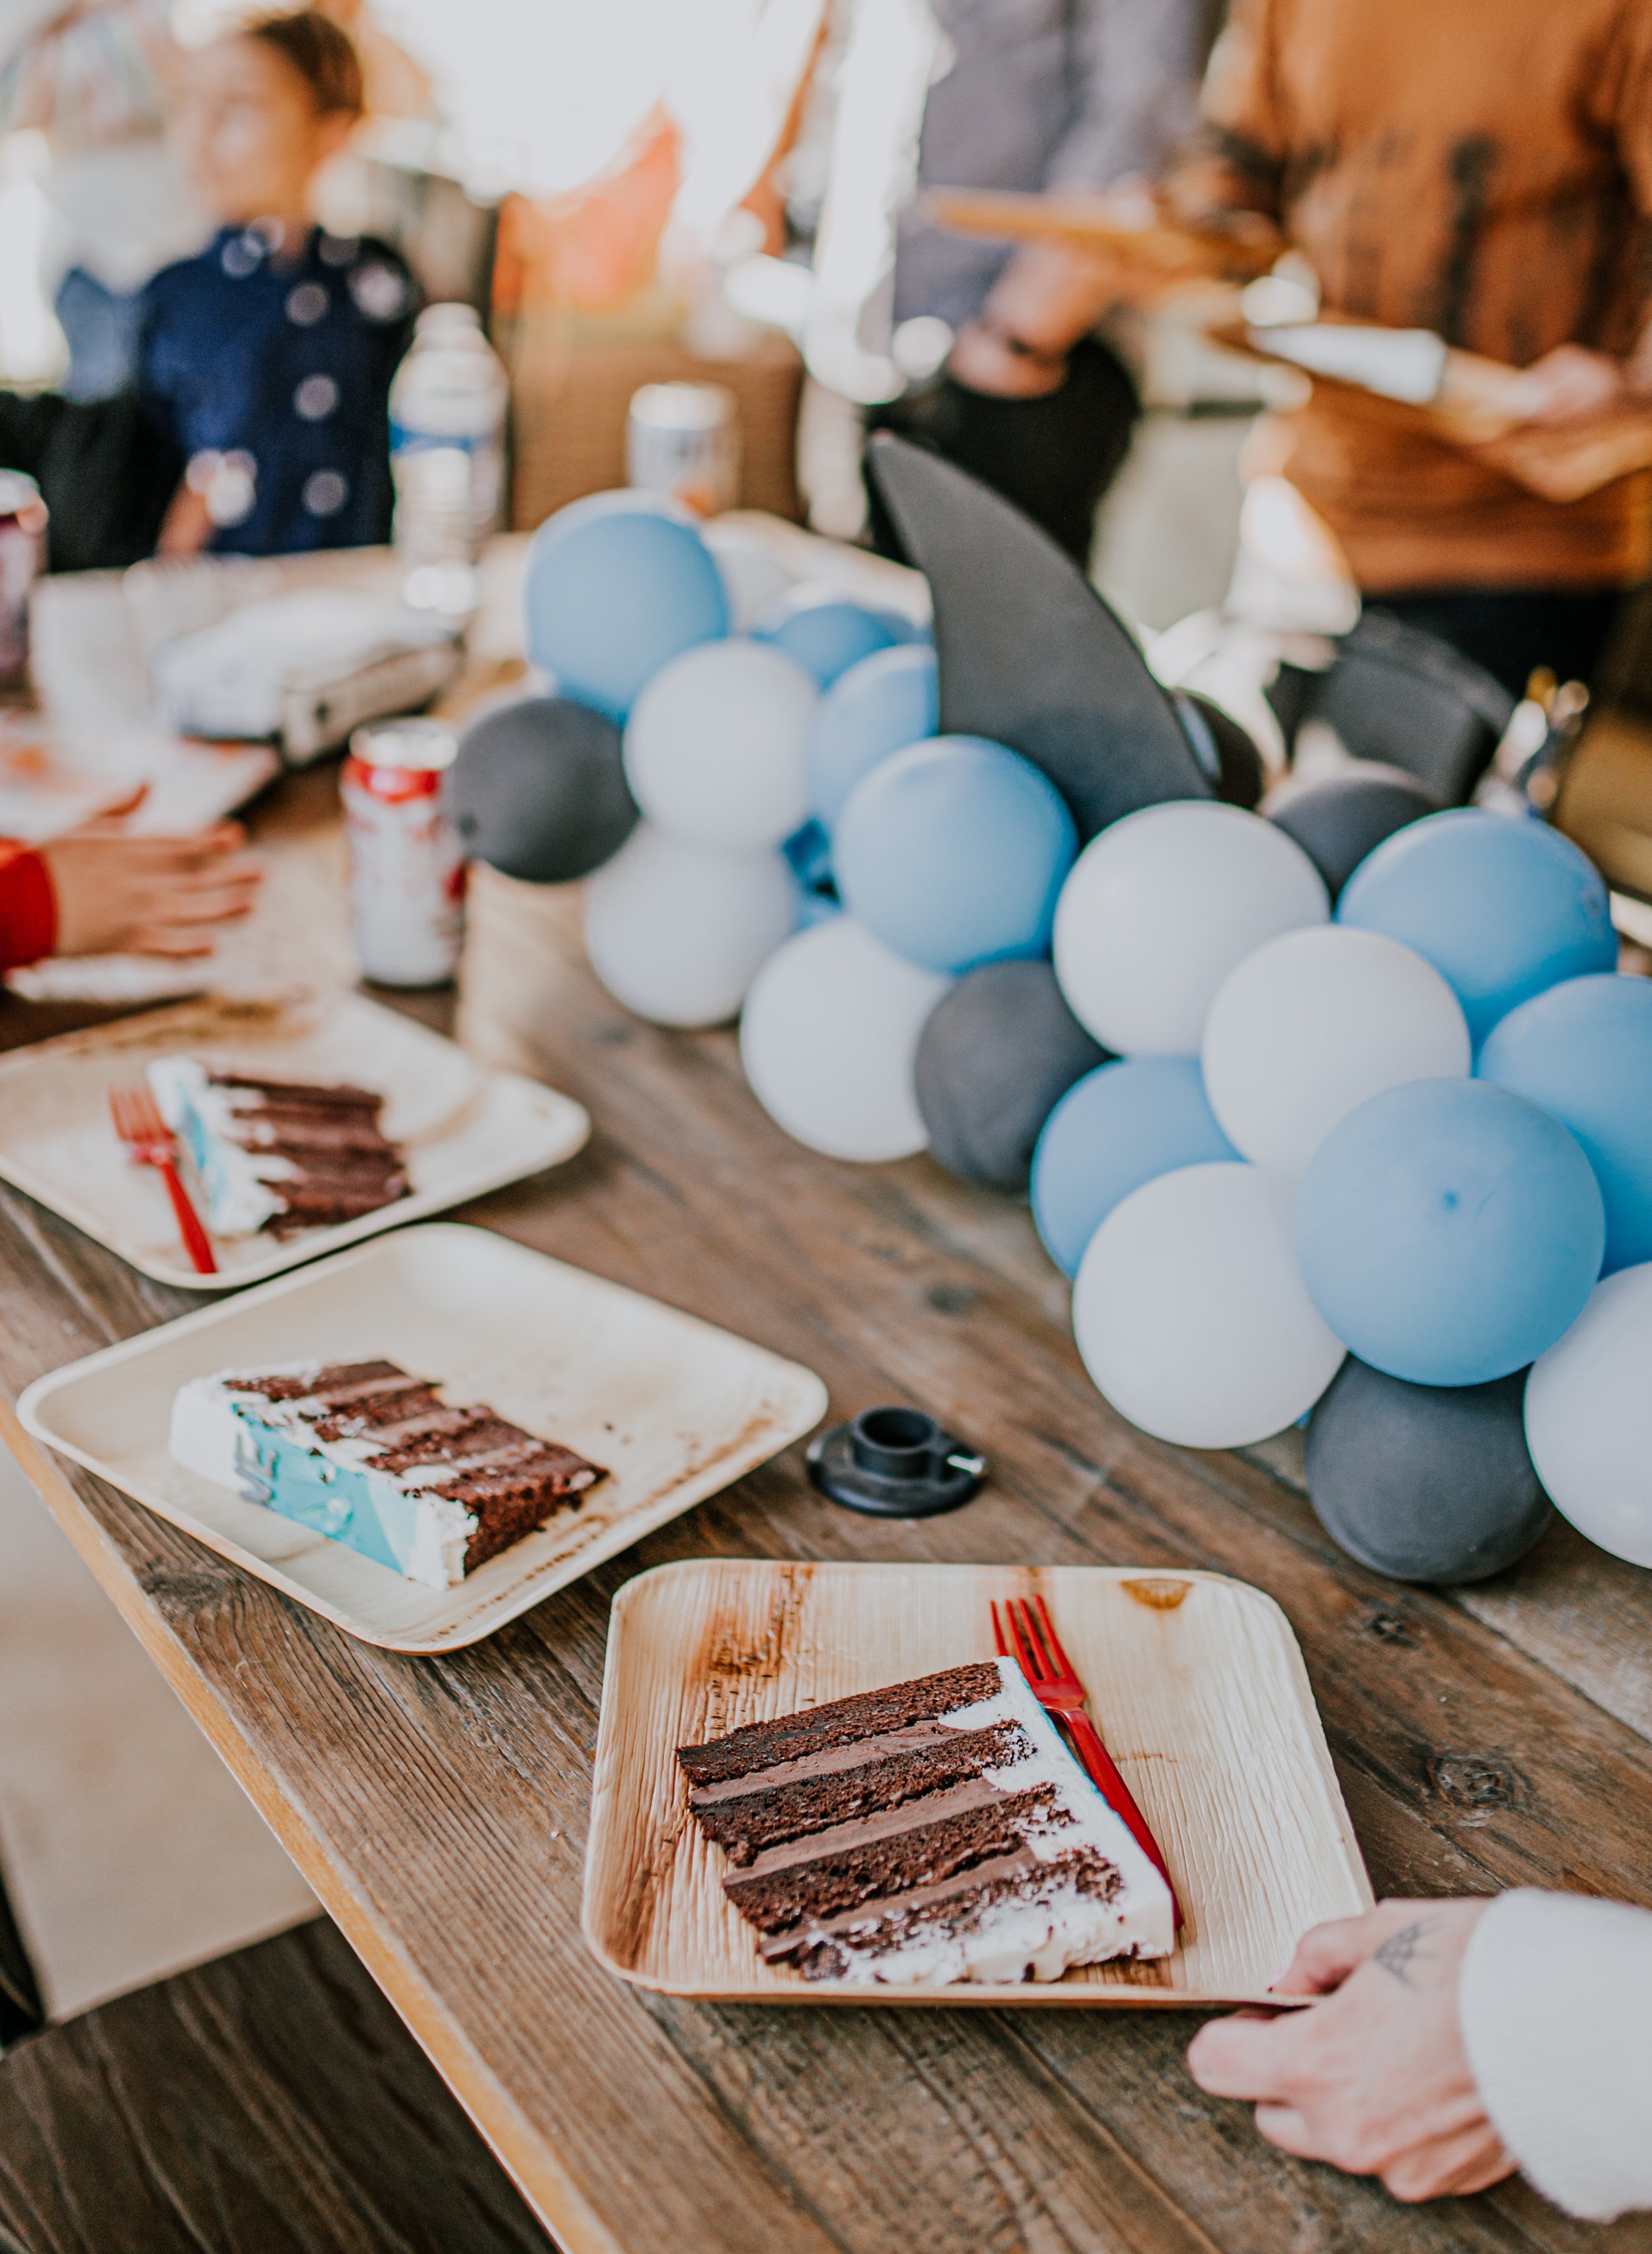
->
<box><xmin>1172</xmin><ymin>0</ymin><xmax>1652</xmax><ymax>694</ymax></box>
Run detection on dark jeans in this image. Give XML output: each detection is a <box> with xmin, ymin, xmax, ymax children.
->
<box><xmin>1365</xmin><ymin>587</ymin><xmax>1624</xmax><ymax>700</ymax></box>
<box><xmin>0</xmin><ymin>389</ymin><xmax>180</xmax><ymax>573</ymax></box>
<box><xmin>865</xmin><ymin>335</ymin><xmax>1141</xmax><ymax>567</ymax></box>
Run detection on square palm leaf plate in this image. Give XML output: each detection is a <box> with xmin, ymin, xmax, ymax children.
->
<box><xmin>18</xmin><ymin>1226</ymin><xmax>829</xmax><ymax>1652</ymax></box>
<box><xmin>583</xmin><ymin>1558</ymin><xmax>1373</xmax><ymax>2007</ymax></box>
<box><xmin>0</xmin><ymin>989</ymin><xmax>589</xmax><ymax>1289</ymax></box>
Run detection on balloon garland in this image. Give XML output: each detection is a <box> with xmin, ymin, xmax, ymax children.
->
<box><xmin>445</xmin><ymin>468</ymin><xmax>1652</xmax><ymax>1589</ymax></box>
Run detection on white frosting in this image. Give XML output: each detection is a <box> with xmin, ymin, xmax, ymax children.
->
<box><xmin>145</xmin><ymin>1056</ymin><xmax>293</xmax><ymax>1238</ymax></box>
<box><xmin>819</xmin><ymin>1655</ymin><xmax>1175</xmax><ymax>1986</ymax></box>
<box><xmin>169</xmin><ymin>1365</ymin><xmax>478</xmax><ymax>1589</ymax></box>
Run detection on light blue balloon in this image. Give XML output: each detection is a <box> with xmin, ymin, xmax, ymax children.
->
<box><xmin>1337</xmin><ymin>809</ymin><xmax>1616</xmax><ymax>1047</ymax></box>
<box><xmin>808</xmin><ymin>644</ymin><xmax>939</xmax><ymax>830</ymax></box>
<box><xmin>1295</xmin><ymin>1079</ymin><xmax>1604</xmax><ymax>1385</ymax></box>
<box><xmin>523</xmin><ymin>492</ymin><xmax>728</xmax><ymax>722</ymax></box>
<box><xmin>753</xmin><ymin>586</ymin><xmax>919</xmax><ymax>687</ymax></box>
<box><xmin>1032</xmin><ymin>1058</ymin><xmax>1236</xmax><ymax>1276</ymax></box>
<box><xmin>835</xmin><ymin>735</ymin><xmax>1078</xmax><ymax>975</ymax></box>
<box><xmin>1478</xmin><ymin>972</ymin><xmax>1652</xmax><ymax>1274</ymax></box>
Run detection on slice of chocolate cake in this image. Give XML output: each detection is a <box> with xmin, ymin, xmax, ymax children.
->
<box><xmin>170</xmin><ymin>1358</ymin><xmax>605</xmax><ymax>1587</ymax></box>
<box><xmin>679</xmin><ymin>1657</ymin><xmax>1174</xmax><ymax>1986</ymax></box>
<box><xmin>147</xmin><ymin>1057</ymin><xmax>410</xmax><ymax>1238</ymax></box>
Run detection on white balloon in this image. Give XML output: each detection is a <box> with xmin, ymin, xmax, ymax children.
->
<box><xmin>584</xmin><ymin>821</ymin><xmax>797</xmax><ymax>1028</ymax></box>
<box><xmin>1053</xmin><ymin>802</ymin><xmax>1329</xmax><ymax>1056</ymax></box>
<box><xmin>740</xmin><ymin>917</ymin><xmax>948</xmax><ymax>1162</ymax></box>
<box><xmin>1202</xmin><ymin>926</ymin><xmax>1470</xmax><ymax>1175</ymax></box>
<box><xmin>1525</xmin><ymin>1264</ymin><xmax>1652</xmax><ymax>1567</ymax></box>
<box><xmin>624</xmin><ymin>638</ymin><xmax>818</xmax><ymax>849</ymax></box>
<box><xmin>1074</xmin><ymin>1162</ymin><xmax>1345</xmax><ymax>1448</ymax></box>
<box><xmin>701</xmin><ymin>524</ymin><xmax>797</xmax><ymax>632</ymax></box>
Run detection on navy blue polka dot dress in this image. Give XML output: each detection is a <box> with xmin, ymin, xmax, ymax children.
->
<box><xmin>139</xmin><ymin>225</ymin><xmax>419</xmax><ymax>556</ymax></box>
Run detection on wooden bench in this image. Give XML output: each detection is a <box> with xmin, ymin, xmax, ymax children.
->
<box><xmin>0</xmin><ymin>1918</ymin><xmax>556</xmax><ymax>2254</ymax></box>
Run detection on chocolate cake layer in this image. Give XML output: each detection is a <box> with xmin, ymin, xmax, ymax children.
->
<box><xmin>209</xmin><ymin>1071</ymin><xmax>410</xmax><ymax>1234</ymax></box>
<box><xmin>782</xmin><ymin>1845</ymin><xmax>1125</xmax><ymax>1980</ymax></box>
<box><xmin>677</xmin><ymin>1659</ymin><xmax>1174</xmax><ymax>1986</ymax></box>
<box><xmin>690</xmin><ymin>1721</ymin><xmax>1032</xmax><ymax>1866</ymax></box>
<box><xmin>232</xmin><ymin>1359</ymin><xmax>605</xmax><ymax>1571</ymax></box>
<box><xmin>677</xmin><ymin>1663</ymin><xmax>1003</xmax><ymax>1789</ymax></box>
<box><xmin>235</xmin><ymin>1360</ymin><xmax>407</xmax><ymax>1404</ymax></box>
<box><xmin>724</xmin><ymin>1784</ymin><xmax>1065</xmax><ymax>1932</ymax></box>
<box><xmin>215</xmin><ymin>1074</ymin><xmax>385</xmax><ymax>1108</ymax></box>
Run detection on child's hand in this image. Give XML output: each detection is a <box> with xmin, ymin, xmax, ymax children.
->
<box><xmin>42</xmin><ymin>817</ymin><xmax>263</xmax><ymax>958</ymax></box>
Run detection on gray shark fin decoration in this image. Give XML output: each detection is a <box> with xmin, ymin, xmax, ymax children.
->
<box><xmin>866</xmin><ymin>432</ymin><xmax>1213</xmax><ymax>839</ymax></box>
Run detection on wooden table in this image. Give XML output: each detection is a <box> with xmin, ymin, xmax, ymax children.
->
<box><xmin>5</xmin><ymin>666</ymin><xmax>1652</xmax><ymax>2254</ymax></box>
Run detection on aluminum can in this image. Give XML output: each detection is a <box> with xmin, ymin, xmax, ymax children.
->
<box><xmin>0</xmin><ymin>471</ymin><xmax>48</xmax><ymax>688</ymax></box>
<box><xmin>342</xmin><ymin>718</ymin><xmax>465</xmax><ymax>986</ymax></box>
<box><xmin>626</xmin><ymin>382</ymin><xmax>739</xmax><ymax>517</ymax></box>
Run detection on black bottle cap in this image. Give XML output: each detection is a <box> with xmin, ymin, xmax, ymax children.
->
<box><xmin>806</xmin><ymin>1406</ymin><xmax>987</xmax><ymax>1519</ymax></box>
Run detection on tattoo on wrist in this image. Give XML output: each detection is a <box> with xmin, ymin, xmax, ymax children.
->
<box><xmin>1372</xmin><ymin>1920</ymin><xmax>1434</xmax><ymax>1988</ymax></box>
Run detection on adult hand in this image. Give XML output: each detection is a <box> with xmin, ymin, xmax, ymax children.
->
<box><xmin>946</xmin><ymin>319</ymin><xmax>1070</xmax><ymax>399</ymax></box>
<box><xmin>42</xmin><ymin>813</ymin><xmax>262</xmax><ymax>958</ymax></box>
<box><xmin>948</xmin><ymin>239</ymin><xmax>1125</xmax><ymax>399</ymax></box>
<box><xmin>1186</xmin><ymin>1898</ymin><xmax>1517</xmax><ymax>2202</ymax></box>
<box><xmin>1510</xmin><ymin>344</ymin><xmax>1630</xmax><ymax>426</ymax></box>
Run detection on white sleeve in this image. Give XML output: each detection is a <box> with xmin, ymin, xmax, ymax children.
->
<box><xmin>1460</xmin><ymin>1889</ymin><xmax>1652</xmax><ymax>2222</ymax></box>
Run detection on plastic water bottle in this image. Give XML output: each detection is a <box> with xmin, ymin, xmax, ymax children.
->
<box><xmin>389</xmin><ymin>304</ymin><xmax>507</xmax><ymax>614</ymax></box>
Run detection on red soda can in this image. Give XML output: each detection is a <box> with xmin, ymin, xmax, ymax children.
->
<box><xmin>342</xmin><ymin>718</ymin><xmax>466</xmax><ymax>985</ymax></box>
<box><xmin>0</xmin><ymin>471</ymin><xmax>48</xmax><ymax>689</ymax></box>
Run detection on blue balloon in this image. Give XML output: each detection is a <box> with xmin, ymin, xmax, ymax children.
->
<box><xmin>1295</xmin><ymin>1080</ymin><xmax>1604</xmax><ymax>1385</ymax></box>
<box><xmin>835</xmin><ymin>735</ymin><xmax>1078</xmax><ymax>975</ymax></box>
<box><xmin>753</xmin><ymin>585</ymin><xmax>918</xmax><ymax>687</ymax></box>
<box><xmin>1032</xmin><ymin>1058</ymin><xmax>1236</xmax><ymax>1276</ymax></box>
<box><xmin>1337</xmin><ymin>809</ymin><xmax>1616</xmax><ymax>1047</ymax></box>
<box><xmin>808</xmin><ymin>644</ymin><xmax>939</xmax><ymax>830</ymax></box>
<box><xmin>1478</xmin><ymin>973</ymin><xmax>1652</xmax><ymax>1274</ymax></box>
<box><xmin>523</xmin><ymin>493</ymin><xmax>728</xmax><ymax>722</ymax></box>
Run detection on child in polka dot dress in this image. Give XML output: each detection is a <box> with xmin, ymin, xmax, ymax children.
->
<box><xmin>141</xmin><ymin>9</ymin><xmax>418</xmax><ymax>557</ymax></box>
<box><xmin>0</xmin><ymin>9</ymin><xmax>418</xmax><ymax>567</ymax></box>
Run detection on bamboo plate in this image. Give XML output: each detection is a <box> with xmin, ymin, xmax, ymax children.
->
<box><xmin>0</xmin><ymin>989</ymin><xmax>590</xmax><ymax>1289</ymax></box>
<box><xmin>583</xmin><ymin>1558</ymin><xmax>1372</xmax><ymax>2006</ymax></box>
<box><xmin>18</xmin><ymin>1226</ymin><xmax>829</xmax><ymax>1653</ymax></box>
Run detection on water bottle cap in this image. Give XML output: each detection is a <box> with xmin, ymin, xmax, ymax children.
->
<box><xmin>630</xmin><ymin>381</ymin><xmax>737</xmax><ymax>432</ymax></box>
<box><xmin>416</xmin><ymin>302</ymin><xmax>484</xmax><ymax>337</ymax></box>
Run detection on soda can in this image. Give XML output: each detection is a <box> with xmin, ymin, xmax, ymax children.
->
<box><xmin>0</xmin><ymin>470</ymin><xmax>48</xmax><ymax>689</ymax></box>
<box><xmin>626</xmin><ymin>382</ymin><xmax>739</xmax><ymax>517</ymax></box>
<box><xmin>342</xmin><ymin>717</ymin><xmax>466</xmax><ymax>986</ymax></box>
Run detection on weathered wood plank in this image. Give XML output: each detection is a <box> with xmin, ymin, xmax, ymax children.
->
<box><xmin>0</xmin><ymin>1918</ymin><xmax>556</xmax><ymax>2254</ymax></box>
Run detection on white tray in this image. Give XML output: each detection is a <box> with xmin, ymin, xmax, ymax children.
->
<box><xmin>18</xmin><ymin>1225</ymin><xmax>830</xmax><ymax>1652</ymax></box>
<box><xmin>0</xmin><ymin>991</ymin><xmax>589</xmax><ymax>1289</ymax></box>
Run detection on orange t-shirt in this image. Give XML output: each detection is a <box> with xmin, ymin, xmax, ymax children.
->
<box><xmin>1199</xmin><ymin>0</ymin><xmax>1652</xmax><ymax>591</ymax></box>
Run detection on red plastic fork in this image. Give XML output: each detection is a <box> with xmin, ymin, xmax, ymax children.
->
<box><xmin>108</xmin><ymin>1082</ymin><xmax>218</xmax><ymax>1275</ymax></box>
<box><xmin>993</xmin><ymin>1593</ymin><xmax>1182</xmax><ymax>1927</ymax></box>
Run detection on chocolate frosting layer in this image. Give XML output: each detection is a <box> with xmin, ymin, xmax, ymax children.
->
<box><xmin>687</xmin><ymin>1717</ymin><xmax>1002</xmax><ymax>1807</ymax></box>
<box><xmin>758</xmin><ymin>1846</ymin><xmax>1043</xmax><ymax>1957</ymax></box>
<box><xmin>677</xmin><ymin>1662</ymin><xmax>1003</xmax><ymax>1788</ymax></box>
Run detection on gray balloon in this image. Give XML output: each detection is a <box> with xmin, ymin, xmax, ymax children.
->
<box><xmin>444</xmin><ymin>696</ymin><xmax>638</xmax><ymax>882</ymax></box>
<box><xmin>916</xmin><ymin>960</ymin><xmax>1109</xmax><ymax>1191</ymax></box>
<box><xmin>1305</xmin><ymin>1357</ymin><xmax>1553</xmax><ymax>1584</ymax></box>
<box><xmin>1268</xmin><ymin>764</ymin><xmax>1441</xmax><ymax>901</ymax></box>
<box><xmin>1177</xmin><ymin>692</ymin><xmax>1265</xmax><ymax>809</ymax></box>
